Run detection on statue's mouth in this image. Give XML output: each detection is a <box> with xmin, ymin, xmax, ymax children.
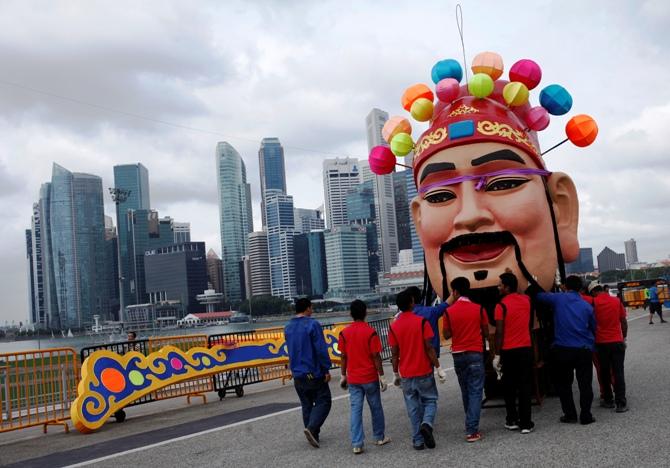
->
<box><xmin>441</xmin><ymin>231</ymin><xmax>515</xmax><ymax>264</ymax></box>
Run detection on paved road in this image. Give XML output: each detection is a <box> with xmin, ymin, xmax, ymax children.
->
<box><xmin>1</xmin><ymin>309</ymin><xmax>668</xmax><ymax>467</ymax></box>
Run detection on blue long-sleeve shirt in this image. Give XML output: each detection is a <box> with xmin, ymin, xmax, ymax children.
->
<box><xmin>536</xmin><ymin>291</ymin><xmax>595</xmax><ymax>350</ymax></box>
<box><xmin>413</xmin><ymin>302</ymin><xmax>448</xmax><ymax>357</ymax></box>
<box><xmin>649</xmin><ymin>286</ymin><xmax>659</xmax><ymax>303</ymax></box>
<box><xmin>284</xmin><ymin>316</ymin><xmax>332</xmax><ymax>379</ymax></box>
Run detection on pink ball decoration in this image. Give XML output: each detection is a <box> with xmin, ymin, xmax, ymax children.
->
<box><xmin>435</xmin><ymin>78</ymin><xmax>460</xmax><ymax>103</ymax></box>
<box><xmin>471</xmin><ymin>51</ymin><xmax>504</xmax><ymax>80</ymax></box>
<box><xmin>368</xmin><ymin>146</ymin><xmax>396</xmax><ymax>175</ymax></box>
<box><xmin>525</xmin><ymin>106</ymin><xmax>550</xmax><ymax>131</ymax></box>
<box><xmin>509</xmin><ymin>59</ymin><xmax>542</xmax><ymax>90</ymax></box>
<box><xmin>382</xmin><ymin>116</ymin><xmax>412</xmax><ymax>143</ymax></box>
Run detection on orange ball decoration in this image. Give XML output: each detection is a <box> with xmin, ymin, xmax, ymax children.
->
<box><xmin>401</xmin><ymin>84</ymin><xmax>434</xmax><ymax>111</ymax></box>
<box><xmin>565</xmin><ymin>114</ymin><xmax>598</xmax><ymax>147</ymax></box>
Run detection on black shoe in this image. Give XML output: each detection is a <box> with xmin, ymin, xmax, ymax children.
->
<box><xmin>413</xmin><ymin>443</ymin><xmax>425</xmax><ymax>450</ymax></box>
<box><xmin>303</xmin><ymin>428</ymin><xmax>320</xmax><ymax>448</ymax></box>
<box><xmin>616</xmin><ymin>404</ymin><xmax>629</xmax><ymax>413</ymax></box>
<box><xmin>420</xmin><ymin>423</ymin><xmax>436</xmax><ymax>449</ymax></box>
<box><xmin>649</xmin><ymin>321</ymin><xmax>654</xmax><ymax>325</ymax></box>
<box><xmin>662</xmin><ymin>320</ymin><xmax>668</xmax><ymax>323</ymax></box>
<box><xmin>560</xmin><ymin>415</ymin><xmax>578</xmax><ymax>424</ymax></box>
<box><xmin>600</xmin><ymin>400</ymin><xmax>615</xmax><ymax>409</ymax></box>
<box><xmin>580</xmin><ymin>415</ymin><xmax>596</xmax><ymax>425</ymax></box>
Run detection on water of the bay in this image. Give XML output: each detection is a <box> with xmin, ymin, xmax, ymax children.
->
<box><xmin>0</xmin><ymin>312</ymin><xmax>393</xmax><ymax>353</ymax></box>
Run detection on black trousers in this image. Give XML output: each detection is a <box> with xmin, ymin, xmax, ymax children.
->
<box><xmin>596</xmin><ymin>342</ymin><xmax>626</xmax><ymax>406</ymax></box>
<box><xmin>294</xmin><ymin>377</ymin><xmax>332</xmax><ymax>438</ymax></box>
<box><xmin>552</xmin><ymin>346</ymin><xmax>593</xmax><ymax>421</ymax></box>
<box><xmin>501</xmin><ymin>347</ymin><xmax>533</xmax><ymax>429</ymax></box>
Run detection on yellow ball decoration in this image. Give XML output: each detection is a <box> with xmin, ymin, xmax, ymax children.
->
<box><xmin>502</xmin><ymin>81</ymin><xmax>530</xmax><ymax>107</ymax></box>
<box><xmin>410</xmin><ymin>98</ymin><xmax>434</xmax><ymax>122</ymax></box>
<box><xmin>390</xmin><ymin>132</ymin><xmax>414</xmax><ymax>157</ymax></box>
<box><xmin>468</xmin><ymin>73</ymin><xmax>495</xmax><ymax>98</ymax></box>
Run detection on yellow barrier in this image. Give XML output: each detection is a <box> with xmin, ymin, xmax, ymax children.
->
<box><xmin>148</xmin><ymin>335</ymin><xmax>212</xmax><ymax>404</ymax></box>
<box><xmin>0</xmin><ymin>348</ymin><xmax>79</xmax><ymax>433</ymax></box>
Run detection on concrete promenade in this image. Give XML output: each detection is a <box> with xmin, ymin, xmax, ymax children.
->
<box><xmin>1</xmin><ymin>308</ymin><xmax>668</xmax><ymax>467</ymax></box>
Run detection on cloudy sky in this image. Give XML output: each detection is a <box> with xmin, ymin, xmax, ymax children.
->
<box><xmin>1</xmin><ymin>0</ymin><xmax>668</xmax><ymax>323</ymax></box>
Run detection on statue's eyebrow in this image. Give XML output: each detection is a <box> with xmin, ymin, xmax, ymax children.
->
<box><xmin>419</xmin><ymin>162</ymin><xmax>456</xmax><ymax>183</ymax></box>
<box><xmin>471</xmin><ymin>149</ymin><xmax>525</xmax><ymax>166</ymax></box>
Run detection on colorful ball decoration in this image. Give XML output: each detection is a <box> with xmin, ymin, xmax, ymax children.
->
<box><xmin>525</xmin><ymin>106</ymin><xmax>550</xmax><ymax>131</ymax></box>
<box><xmin>539</xmin><ymin>84</ymin><xmax>573</xmax><ymax>115</ymax></box>
<box><xmin>468</xmin><ymin>73</ymin><xmax>495</xmax><ymax>98</ymax></box>
<box><xmin>431</xmin><ymin>59</ymin><xmax>463</xmax><ymax>84</ymax></box>
<box><xmin>390</xmin><ymin>132</ymin><xmax>414</xmax><ymax>156</ymax></box>
<box><xmin>565</xmin><ymin>114</ymin><xmax>598</xmax><ymax>147</ymax></box>
<box><xmin>410</xmin><ymin>98</ymin><xmax>434</xmax><ymax>122</ymax></box>
<box><xmin>369</xmin><ymin>146</ymin><xmax>396</xmax><ymax>175</ymax></box>
<box><xmin>435</xmin><ymin>78</ymin><xmax>460</xmax><ymax>103</ymax></box>
<box><xmin>502</xmin><ymin>82</ymin><xmax>529</xmax><ymax>107</ymax></box>
<box><xmin>382</xmin><ymin>116</ymin><xmax>412</xmax><ymax>143</ymax></box>
<box><xmin>471</xmin><ymin>51</ymin><xmax>504</xmax><ymax>80</ymax></box>
<box><xmin>509</xmin><ymin>59</ymin><xmax>542</xmax><ymax>90</ymax></box>
<box><xmin>401</xmin><ymin>84</ymin><xmax>434</xmax><ymax>111</ymax></box>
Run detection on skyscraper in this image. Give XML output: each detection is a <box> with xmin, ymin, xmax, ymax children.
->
<box><xmin>293</xmin><ymin>207</ymin><xmax>326</xmax><ymax>234</ymax></box>
<box><xmin>323</xmin><ymin>157</ymin><xmax>360</xmax><ymax>228</ymax></box>
<box><xmin>37</xmin><ymin>183</ymin><xmax>59</xmax><ymax>327</ymax></box>
<box><xmin>364</xmin><ymin>108</ymin><xmax>399</xmax><ymax>272</ymax></box>
<box><xmin>566</xmin><ymin>247</ymin><xmax>594</xmax><ymax>274</ymax></box>
<box><xmin>624</xmin><ymin>238</ymin><xmax>638</xmax><ymax>265</ymax></box>
<box><xmin>294</xmin><ymin>231</ymin><xmax>329</xmax><ymax>298</ymax></box>
<box><xmin>25</xmin><ymin>228</ymin><xmax>37</xmax><ymax>325</ymax></box>
<box><xmin>259</xmin><ymin>138</ymin><xmax>287</xmax><ymax>228</ymax></box>
<box><xmin>28</xmin><ymin>202</ymin><xmax>47</xmax><ymax>327</ymax></box>
<box><xmin>265</xmin><ymin>190</ymin><xmax>296</xmax><ymax>300</ymax></box>
<box><xmin>206</xmin><ymin>249</ymin><xmax>224</xmax><ymax>294</ymax></box>
<box><xmin>248</xmin><ymin>231</ymin><xmax>271</xmax><ymax>297</ymax></box>
<box><xmin>216</xmin><ymin>142</ymin><xmax>253</xmax><ymax>303</ymax></box>
<box><xmin>113</xmin><ymin>164</ymin><xmax>150</xmax><ymax>308</ymax></box>
<box><xmin>49</xmin><ymin>163</ymin><xmax>110</xmax><ymax>329</ymax></box>
<box><xmin>347</xmin><ymin>180</ymin><xmax>380</xmax><ymax>288</ymax></box>
<box><xmin>392</xmin><ymin>171</ymin><xmax>412</xmax><ymax>251</ymax></box>
<box><xmin>325</xmin><ymin>226</ymin><xmax>370</xmax><ymax>296</ymax></box>
<box><xmin>172</xmin><ymin>222</ymin><xmax>191</xmax><ymax>244</ymax></box>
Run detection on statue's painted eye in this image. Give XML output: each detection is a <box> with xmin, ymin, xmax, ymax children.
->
<box><xmin>485</xmin><ymin>178</ymin><xmax>530</xmax><ymax>192</ymax></box>
<box><xmin>424</xmin><ymin>190</ymin><xmax>456</xmax><ymax>204</ymax></box>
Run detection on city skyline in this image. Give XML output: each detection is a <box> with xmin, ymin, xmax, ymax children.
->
<box><xmin>3</xmin><ymin>1</ymin><xmax>670</xmax><ymax>322</ymax></box>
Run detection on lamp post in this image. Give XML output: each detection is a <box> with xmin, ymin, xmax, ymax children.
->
<box><xmin>109</xmin><ymin>187</ymin><xmax>131</xmax><ymax>325</ymax></box>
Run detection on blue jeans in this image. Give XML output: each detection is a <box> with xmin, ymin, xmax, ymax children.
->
<box><xmin>453</xmin><ymin>352</ymin><xmax>485</xmax><ymax>434</ymax></box>
<box><xmin>294</xmin><ymin>376</ymin><xmax>332</xmax><ymax>438</ymax></box>
<box><xmin>349</xmin><ymin>382</ymin><xmax>385</xmax><ymax>448</ymax></box>
<box><xmin>400</xmin><ymin>374</ymin><xmax>438</xmax><ymax>446</ymax></box>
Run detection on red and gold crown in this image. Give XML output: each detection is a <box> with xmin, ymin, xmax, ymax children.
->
<box><xmin>368</xmin><ymin>52</ymin><xmax>598</xmax><ymax>184</ymax></box>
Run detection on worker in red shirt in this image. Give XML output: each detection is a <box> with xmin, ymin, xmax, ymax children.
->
<box><xmin>494</xmin><ymin>272</ymin><xmax>535</xmax><ymax>434</ymax></box>
<box><xmin>338</xmin><ymin>300</ymin><xmax>391</xmax><ymax>454</ymax></box>
<box><xmin>589</xmin><ymin>282</ymin><xmax>629</xmax><ymax>413</ymax></box>
<box><xmin>443</xmin><ymin>277</ymin><xmax>490</xmax><ymax>443</ymax></box>
<box><xmin>389</xmin><ymin>290</ymin><xmax>447</xmax><ymax>450</ymax></box>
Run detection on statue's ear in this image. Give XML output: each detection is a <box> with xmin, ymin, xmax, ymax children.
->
<box><xmin>547</xmin><ymin>172</ymin><xmax>579</xmax><ymax>262</ymax></box>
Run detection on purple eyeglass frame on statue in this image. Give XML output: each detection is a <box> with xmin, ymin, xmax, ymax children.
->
<box><xmin>418</xmin><ymin>168</ymin><xmax>552</xmax><ymax>195</ymax></box>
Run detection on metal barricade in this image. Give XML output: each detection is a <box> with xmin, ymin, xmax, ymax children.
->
<box><xmin>148</xmin><ymin>335</ymin><xmax>212</xmax><ymax>403</ymax></box>
<box><xmin>367</xmin><ymin>318</ymin><xmax>393</xmax><ymax>361</ymax></box>
<box><xmin>0</xmin><ymin>348</ymin><xmax>78</xmax><ymax>433</ymax></box>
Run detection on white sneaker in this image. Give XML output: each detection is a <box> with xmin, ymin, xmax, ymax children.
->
<box><xmin>521</xmin><ymin>426</ymin><xmax>535</xmax><ymax>434</ymax></box>
<box><xmin>375</xmin><ymin>436</ymin><xmax>391</xmax><ymax>446</ymax></box>
<box><xmin>504</xmin><ymin>423</ymin><xmax>520</xmax><ymax>430</ymax></box>
<box><xmin>353</xmin><ymin>446</ymin><xmax>364</xmax><ymax>454</ymax></box>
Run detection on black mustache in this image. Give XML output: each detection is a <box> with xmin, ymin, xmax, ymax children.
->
<box><xmin>440</xmin><ymin>231</ymin><xmax>515</xmax><ymax>253</ymax></box>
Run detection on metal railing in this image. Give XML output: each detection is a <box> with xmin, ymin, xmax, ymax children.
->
<box><xmin>0</xmin><ymin>348</ymin><xmax>79</xmax><ymax>433</ymax></box>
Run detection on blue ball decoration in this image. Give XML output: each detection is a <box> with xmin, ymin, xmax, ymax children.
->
<box><xmin>539</xmin><ymin>84</ymin><xmax>573</xmax><ymax>116</ymax></box>
<box><xmin>431</xmin><ymin>59</ymin><xmax>463</xmax><ymax>84</ymax></box>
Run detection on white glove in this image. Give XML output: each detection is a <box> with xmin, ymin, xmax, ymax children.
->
<box><xmin>392</xmin><ymin>372</ymin><xmax>401</xmax><ymax>387</ymax></box>
<box><xmin>436</xmin><ymin>366</ymin><xmax>447</xmax><ymax>384</ymax></box>
<box><xmin>493</xmin><ymin>355</ymin><xmax>502</xmax><ymax>380</ymax></box>
<box><xmin>379</xmin><ymin>376</ymin><xmax>388</xmax><ymax>392</ymax></box>
<box><xmin>339</xmin><ymin>375</ymin><xmax>348</xmax><ymax>390</ymax></box>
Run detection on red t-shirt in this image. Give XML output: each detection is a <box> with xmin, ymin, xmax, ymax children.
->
<box><xmin>443</xmin><ymin>297</ymin><xmax>488</xmax><ymax>353</ymax></box>
<box><xmin>593</xmin><ymin>293</ymin><xmax>626</xmax><ymax>343</ymax></box>
<box><xmin>580</xmin><ymin>293</ymin><xmax>594</xmax><ymax>305</ymax></box>
<box><xmin>494</xmin><ymin>293</ymin><xmax>532</xmax><ymax>350</ymax></box>
<box><xmin>338</xmin><ymin>321</ymin><xmax>382</xmax><ymax>384</ymax></box>
<box><xmin>389</xmin><ymin>311</ymin><xmax>434</xmax><ymax>378</ymax></box>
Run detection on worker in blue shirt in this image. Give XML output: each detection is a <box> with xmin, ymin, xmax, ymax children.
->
<box><xmin>406</xmin><ymin>286</ymin><xmax>448</xmax><ymax>357</ymax></box>
<box><xmin>648</xmin><ymin>282</ymin><xmax>667</xmax><ymax>324</ymax></box>
<box><xmin>536</xmin><ymin>275</ymin><xmax>596</xmax><ymax>425</ymax></box>
<box><xmin>285</xmin><ymin>298</ymin><xmax>332</xmax><ymax>448</ymax></box>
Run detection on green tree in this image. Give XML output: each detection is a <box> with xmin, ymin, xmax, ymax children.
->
<box><xmin>239</xmin><ymin>295</ymin><xmax>292</xmax><ymax>317</ymax></box>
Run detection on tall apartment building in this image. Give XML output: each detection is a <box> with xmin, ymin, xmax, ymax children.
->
<box><xmin>624</xmin><ymin>238</ymin><xmax>638</xmax><ymax>265</ymax></box>
<box><xmin>325</xmin><ymin>225</ymin><xmax>371</xmax><ymax>296</ymax></box>
<box><xmin>323</xmin><ymin>157</ymin><xmax>360</xmax><ymax>229</ymax></box>
<box><xmin>247</xmin><ymin>231</ymin><xmax>271</xmax><ymax>298</ymax></box>
<box><xmin>259</xmin><ymin>137</ymin><xmax>287</xmax><ymax>228</ymax></box>
<box><xmin>265</xmin><ymin>190</ymin><xmax>296</xmax><ymax>300</ymax></box>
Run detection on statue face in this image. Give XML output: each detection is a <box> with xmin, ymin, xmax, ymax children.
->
<box><xmin>411</xmin><ymin>141</ymin><xmax>579</xmax><ymax>298</ymax></box>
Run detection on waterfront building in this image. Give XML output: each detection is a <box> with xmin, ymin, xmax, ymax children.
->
<box><xmin>624</xmin><ymin>238</ymin><xmax>639</xmax><ymax>265</ymax></box>
<box><xmin>323</xmin><ymin>157</ymin><xmax>360</xmax><ymax>229</ymax></box>
<box><xmin>324</xmin><ymin>225</ymin><xmax>370</xmax><ymax>297</ymax></box>
<box><xmin>247</xmin><ymin>231</ymin><xmax>271</xmax><ymax>298</ymax></box>
<box><xmin>144</xmin><ymin>242</ymin><xmax>208</xmax><ymax>314</ymax></box>
<box><xmin>597</xmin><ymin>246</ymin><xmax>626</xmax><ymax>272</ymax></box>
<box><xmin>566</xmin><ymin>248</ymin><xmax>595</xmax><ymax>274</ymax></box>
<box><xmin>346</xmin><ymin>180</ymin><xmax>380</xmax><ymax>288</ymax></box>
<box><xmin>265</xmin><ymin>190</ymin><xmax>296</xmax><ymax>300</ymax></box>
<box><xmin>259</xmin><ymin>137</ymin><xmax>287</xmax><ymax>228</ymax></box>
<box><xmin>113</xmin><ymin>163</ymin><xmax>151</xmax><ymax>309</ymax></box>
<box><xmin>216</xmin><ymin>142</ymin><xmax>253</xmax><ymax>303</ymax></box>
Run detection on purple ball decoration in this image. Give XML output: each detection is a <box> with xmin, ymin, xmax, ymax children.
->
<box><xmin>525</xmin><ymin>106</ymin><xmax>550</xmax><ymax>131</ymax></box>
<box><xmin>435</xmin><ymin>78</ymin><xmax>460</xmax><ymax>103</ymax></box>
<box><xmin>539</xmin><ymin>84</ymin><xmax>573</xmax><ymax>116</ymax></box>
<box><xmin>509</xmin><ymin>59</ymin><xmax>542</xmax><ymax>90</ymax></box>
